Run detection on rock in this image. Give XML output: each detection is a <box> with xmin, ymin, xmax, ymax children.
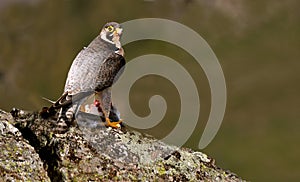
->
<box><xmin>0</xmin><ymin>109</ymin><xmax>50</xmax><ymax>181</ymax></box>
<box><xmin>0</xmin><ymin>108</ymin><xmax>245</xmax><ymax>181</ymax></box>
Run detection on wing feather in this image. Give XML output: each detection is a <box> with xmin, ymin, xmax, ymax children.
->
<box><xmin>95</xmin><ymin>53</ymin><xmax>125</xmax><ymax>92</ymax></box>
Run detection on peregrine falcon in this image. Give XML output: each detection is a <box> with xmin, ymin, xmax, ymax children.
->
<box><xmin>48</xmin><ymin>22</ymin><xmax>125</xmax><ymax>128</ymax></box>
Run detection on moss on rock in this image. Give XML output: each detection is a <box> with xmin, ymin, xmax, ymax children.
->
<box><xmin>0</xmin><ymin>108</ymin><xmax>245</xmax><ymax>181</ymax></box>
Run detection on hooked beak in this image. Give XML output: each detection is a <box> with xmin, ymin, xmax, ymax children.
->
<box><xmin>112</xmin><ymin>27</ymin><xmax>123</xmax><ymax>48</ymax></box>
<box><xmin>114</xmin><ymin>27</ymin><xmax>123</xmax><ymax>36</ymax></box>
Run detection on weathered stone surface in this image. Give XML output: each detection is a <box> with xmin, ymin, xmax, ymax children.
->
<box><xmin>0</xmin><ymin>109</ymin><xmax>50</xmax><ymax>181</ymax></box>
<box><xmin>0</xmin><ymin>108</ymin><xmax>245</xmax><ymax>181</ymax></box>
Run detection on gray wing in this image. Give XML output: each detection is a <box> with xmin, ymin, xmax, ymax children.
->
<box><xmin>94</xmin><ymin>53</ymin><xmax>126</xmax><ymax>92</ymax></box>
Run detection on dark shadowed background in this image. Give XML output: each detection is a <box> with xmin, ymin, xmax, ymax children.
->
<box><xmin>0</xmin><ymin>0</ymin><xmax>299</xmax><ymax>181</ymax></box>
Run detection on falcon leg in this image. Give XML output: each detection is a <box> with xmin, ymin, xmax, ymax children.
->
<box><xmin>94</xmin><ymin>100</ymin><xmax>121</xmax><ymax>122</ymax></box>
<box><xmin>96</xmin><ymin>88</ymin><xmax>122</xmax><ymax>128</ymax></box>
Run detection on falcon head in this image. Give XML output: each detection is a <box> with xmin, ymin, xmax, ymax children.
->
<box><xmin>100</xmin><ymin>22</ymin><xmax>123</xmax><ymax>49</ymax></box>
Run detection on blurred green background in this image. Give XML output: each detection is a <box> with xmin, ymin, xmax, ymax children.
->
<box><xmin>0</xmin><ymin>0</ymin><xmax>299</xmax><ymax>181</ymax></box>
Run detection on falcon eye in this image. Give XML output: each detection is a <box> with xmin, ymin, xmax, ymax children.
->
<box><xmin>105</xmin><ymin>25</ymin><xmax>114</xmax><ymax>32</ymax></box>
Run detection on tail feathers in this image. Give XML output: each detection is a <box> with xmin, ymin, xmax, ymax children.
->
<box><xmin>42</xmin><ymin>91</ymin><xmax>92</xmax><ymax>125</ymax></box>
<box><xmin>58</xmin><ymin>101</ymin><xmax>83</xmax><ymax>122</ymax></box>
<box><xmin>42</xmin><ymin>97</ymin><xmax>56</xmax><ymax>104</ymax></box>
<box><xmin>57</xmin><ymin>105</ymin><xmax>76</xmax><ymax>127</ymax></box>
<box><xmin>50</xmin><ymin>91</ymin><xmax>93</xmax><ymax>110</ymax></box>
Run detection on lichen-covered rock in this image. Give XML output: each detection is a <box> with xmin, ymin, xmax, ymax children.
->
<box><xmin>1</xmin><ymin>108</ymin><xmax>245</xmax><ymax>181</ymax></box>
<box><xmin>0</xmin><ymin>109</ymin><xmax>50</xmax><ymax>181</ymax></box>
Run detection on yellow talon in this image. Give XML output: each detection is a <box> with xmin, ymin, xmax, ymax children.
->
<box><xmin>105</xmin><ymin>118</ymin><xmax>122</xmax><ymax>128</ymax></box>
